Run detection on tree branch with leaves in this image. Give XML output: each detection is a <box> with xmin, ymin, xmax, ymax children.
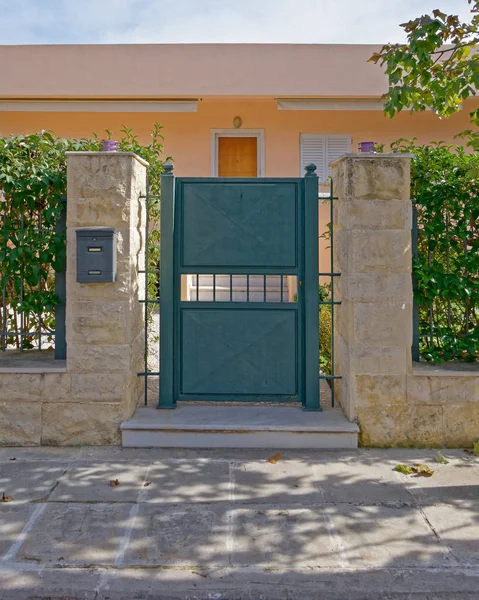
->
<box><xmin>369</xmin><ymin>0</ymin><xmax>479</xmax><ymax>133</ymax></box>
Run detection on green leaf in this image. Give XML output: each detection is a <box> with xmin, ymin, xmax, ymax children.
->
<box><xmin>435</xmin><ymin>451</ymin><xmax>449</xmax><ymax>464</ymax></box>
<box><xmin>473</xmin><ymin>441</ymin><xmax>479</xmax><ymax>456</ymax></box>
<box><xmin>395</xmin><ymin>464</ymin><xmax>414</xmax><ymax>475</ymax></box>
<box><xmin>371</xmin><ymin>6</ymin><xmax>479</xmax><ymax>121</ymax></box>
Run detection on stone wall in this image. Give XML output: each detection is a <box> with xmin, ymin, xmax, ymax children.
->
<box><xmin>332</xmin><ymin>154</ymin><xmax>479</xmax><ymax>447</ymax></box>
<box><xmin>0</xmin><ymin>152</ymin><xmax>147</xmax><ymax>446</ymax></box>
<box><xmin>1</xmin><ymin>151</ymin><xmax>477</xmax><ymax>448</ymax></box>
<box><xmin>359</xmin><ymin>365</ymin><xmax>479</xmax><ymax>447</ymax></box>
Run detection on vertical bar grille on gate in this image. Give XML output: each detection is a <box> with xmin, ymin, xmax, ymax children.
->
<box><xmin>180</xmin><ymin>275</ymin><xmax>298</xmax><ymax>302</ymax></box>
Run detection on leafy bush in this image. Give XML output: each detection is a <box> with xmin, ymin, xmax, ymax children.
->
<box><xmin>319</xmin><ymin>304</ymin><xmax>332</xmax><ymax>376</ymax></box>
<box><xmin>318</xmin><ymin>283</ymin><xmax>333</xmax><ymax>375</ymax></box>
<box><xmin>392</xmin><ymin>138</ymin><xmax>479</xmax><ymax>362</ymax></box>
<box><xmin>0</xmin><ymin>126</ymin><xmax>166</xmax><ymax>350</ymax></box>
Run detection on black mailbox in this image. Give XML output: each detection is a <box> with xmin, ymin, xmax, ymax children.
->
<box><xmin>76</xmin><ymin>228</ymin><xmax>117</xmax><ymax>283</ymax></box>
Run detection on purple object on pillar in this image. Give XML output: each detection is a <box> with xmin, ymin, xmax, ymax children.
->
<box><xmin>358</xmin><ymin>141</ymin><xmax>376</xmax><ymax>153</ymax></box>
<box><xmin>102</xmin><ymin>140</ymin><xmax>119</xmax><ymax>152</ymax></box>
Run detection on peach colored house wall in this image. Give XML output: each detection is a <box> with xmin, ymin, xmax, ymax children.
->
<box><xmin>0</xmin><ymin>98</ymin><xmax>475</xmax><ymax>177</ymax></box>
<box><xmin>1</xmin><ymin>44</ymin><xmax>477</xmax><ymax>274</ymax></box>
<box><xmin>0</xmin><ymin>97</ymin><xmax>476</xmax><ymax>274</ymax></box>
<box><xmin>0</xmin><ymin>44</ymin><xmax>388</xmax><ymax>98</ymax></box>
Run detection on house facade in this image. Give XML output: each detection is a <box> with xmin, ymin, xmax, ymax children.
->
<box><xmin>0</xmin><ymin>43</ymin><xmax>476</xmax><ymax>170</ymax></box>
<box><xmin>1</xmin><ymin>43</ymin><xmax>477</xmax><ymax>275</ymax></box>
<box><xmin>1</xmin><ymin>44</ymin><xmax>478</xmax><ymax>448</ymax></box>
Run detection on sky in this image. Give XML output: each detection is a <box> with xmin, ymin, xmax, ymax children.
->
<box><xmin>0</xmin><ymin>0</ymin><xmax>473</xmax><ymax>45</ymax></box>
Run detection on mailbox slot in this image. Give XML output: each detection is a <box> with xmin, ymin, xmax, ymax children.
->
<box><xmin>76</xmin><ymin>227</ymin><xmax>117</xmax><ymax>283</ymax></box>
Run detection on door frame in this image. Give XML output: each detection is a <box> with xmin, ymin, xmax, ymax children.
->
<box><xmin>210</xmin><ymin>129</ymin><xmax>265</xmax><ymax>177</ymax></box>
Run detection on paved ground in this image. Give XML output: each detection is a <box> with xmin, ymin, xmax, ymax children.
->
<box><xmin>1</xmin><ymin>446</ymin><xmax>478</xmax><ymax>600</ymax></box>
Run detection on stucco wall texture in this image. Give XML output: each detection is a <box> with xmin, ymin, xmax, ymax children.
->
<box><xmin>0</xmin><ymin>44</ymin><xmax>392</xmax><ymax>97</ymax></box>
<box><xmin>1</xmin><ymin>96</ymin><xmax>475</xmax><ymax>275</ymax></box>
<box><xmin>0</xmin><ymin>98</ymin><xmax>475</xmax><ymax>177</ymax></box>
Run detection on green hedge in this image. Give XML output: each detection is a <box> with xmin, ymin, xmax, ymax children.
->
<box><xmin>0</xmin><ymin>126</ymin><xmax>166</xmax><ymax>350</ymax></box>
<box><xmin>393</xmin><ymin>139</ymin><xmax>479</xmax><ymax>362</ymax></box>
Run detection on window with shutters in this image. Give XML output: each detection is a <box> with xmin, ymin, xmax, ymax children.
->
<box><xmin>300</xmin><ymin>134</ymin><xmax>351</xmax><ymax>183</ymax></box>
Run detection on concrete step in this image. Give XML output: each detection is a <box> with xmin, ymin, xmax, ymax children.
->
<box><xmin>121</xmin><ymin>405</ymin><xmax>359</xmax><ymax>449</ymax></box>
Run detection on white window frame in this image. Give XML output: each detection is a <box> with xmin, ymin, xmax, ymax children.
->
<box><xmin>210</xmin><ymin>129</ymin><xmax>265</xmax><ymax>177</ymax></box>
<box><xmin>299</xmin><ymin>134</ymin><xmax>352</xmax><ymax>182</ymax></box>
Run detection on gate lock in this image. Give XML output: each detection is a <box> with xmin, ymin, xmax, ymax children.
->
<box><xmin>76</xmin><ymin>227</ymin><xmax>118</xmax><ymax>283</ymax></box>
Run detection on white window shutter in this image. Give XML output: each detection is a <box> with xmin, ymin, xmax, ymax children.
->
<box><xmin>300</xmin><ymin>134</ymin><xmax>326</xmax><ymax>182</ymax></box>
<box><xmin>326</xmin><ymin>135</ymin><xmax>351</xmax><ymax>177</ymax></box>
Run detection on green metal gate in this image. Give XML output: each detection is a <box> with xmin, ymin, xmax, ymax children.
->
<box><xmin>159</xmin><ymin>164</ymin><xmax>320</xmax><ymax>410</ymax></box>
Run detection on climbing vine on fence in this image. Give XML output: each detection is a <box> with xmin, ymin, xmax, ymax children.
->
<box><xmin>0</xmin><ymin>126</ymin><xmax>166</xmax><ymax>350</ymax></box>
<box><xmin>392</xmin><ymin>138</ymin><xmax>479</xmax><ymax>362</ymax></box>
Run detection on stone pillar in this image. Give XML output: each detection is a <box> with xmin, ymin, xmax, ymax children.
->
<box><xmin>41</xmin><ymin>152</ymin><xmax>147</xmax><ymax>445</ymax></box>
<box><xmin>331</xmin><ymin>154</ymin><xmax>413</xmax><ymax>445</ymax></box>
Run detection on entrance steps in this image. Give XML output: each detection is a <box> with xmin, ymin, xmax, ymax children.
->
<box><xmin>121</xmin><ymin>405</ymin><xmax>359</xmax><ymax>449</ymax></box>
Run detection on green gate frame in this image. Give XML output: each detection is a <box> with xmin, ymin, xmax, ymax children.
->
<box><xmin>159</xmin><ymin>164</ymin><xmax>320</xmax><ymax>410</ymax></box>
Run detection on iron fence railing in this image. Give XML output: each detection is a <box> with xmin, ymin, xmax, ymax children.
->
<box><xmin>318</xmin><ymin>186</ymin><xmax>341</xmax><ymax>407</ymax></box>
<box><xmin>138</xmin><ymin>183</ymin><xmax>161</xmax><ymax>405</ymax></box>
<box><xmin>0</xmin><ymin>196</ymin><xmax>66</xmax><ymax>359</ymax></box>
<box><xmin>411</xmin><ymin>202</ymin><xmax>478</xmax><ymax>363</ymax></box>
<box><xmin>412</xmin><ymin>204</ymin><xmax>420</xmax><ymax>362</ymax></box>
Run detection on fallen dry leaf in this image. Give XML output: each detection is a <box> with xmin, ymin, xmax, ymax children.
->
<box><xmin>9</xmin><ymin>458</ymin><xmax>16</xmax><ymax>461</ymax></box>
<box><xmin>109</xmin><ymin>479</ymin><xmax>120</xmax><ymax>487</ymax></box>
<box><xmin>411</xmin><ymin>464</ymin><xmax>434</xmax><ymax>477</ymax></box>
<box><xmin>464</xmin><ymin>448</ymin><xmax>474</xmax><ymax>455</ymax></box>
<box><xmin>143</xmin><ymin>482</ymin><xmax>152</xmax><ymax>487</ymax></box>
<box><xmin>267</xmin><ymin>453</ymin><xmax>283</xmax><ymax>464</ymax></box>
<box><xmin>1</xmin><ymin>493</ymin><xmax>13</xmax><ymax>502</ymax></box>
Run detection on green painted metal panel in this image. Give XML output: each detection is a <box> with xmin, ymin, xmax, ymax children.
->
<box><xmin>181</xmin><ymin>182</ymin><xmax>298</xmax><ymax>268</ymax></box>
<box><xmin>303</xmin><ymin>165</ymin><xmax>320</xmax><ymax>410</ymax></box>
<box><xmin>159</xmin><ymin>163</ymin><xmax>176</xmax><ymax>409</ymax></box>
<box><xmin>181</xmin><ymin>308</ymin><xmax>297</xmax><ymax>396</ymax></box>
<box><xmin>156</xmin><ymin>172</ymin><xmax>322</xmax><ymax>408</ymax></box>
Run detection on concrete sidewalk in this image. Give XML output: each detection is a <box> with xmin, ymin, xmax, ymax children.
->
<box><xmin>0</xmin><ymin>446</ymin><xmax>478</xmax><ymax>599</ymax></box>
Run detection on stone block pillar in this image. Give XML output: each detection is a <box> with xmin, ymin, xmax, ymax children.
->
<box><xmin>41</xmin><ymin>152</ymin><xmax>147</xmax><ymax>445</ymax></box>
<box><xmin>331</xmin><ymin>154</ymin><xmax>413</xmax><ymax>445</ymax></box>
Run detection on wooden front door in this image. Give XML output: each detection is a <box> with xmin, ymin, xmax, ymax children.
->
<box><xmin>218</xmin><ymin>137</ymin><xmax>258</xmax><ymax>177</ymax></box>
